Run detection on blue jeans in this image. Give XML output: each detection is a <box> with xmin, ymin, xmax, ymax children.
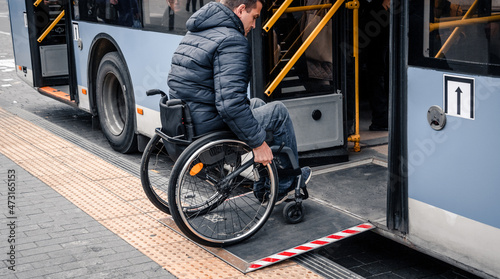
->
<box><xmin>250</xmin><ymin>98</ymin><xmax>299</xmax><ymax>194</ymax></box>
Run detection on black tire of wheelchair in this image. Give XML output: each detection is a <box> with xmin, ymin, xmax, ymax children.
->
<box><xmin>96</xmin><ymin>51</ymin><xmax>137</xmax><ymax>153</ymax></box>
<box><xmin>167</xmin><ymin>132</ymin><xmax>278</xmax><ymax>247</ymax></box>
<box><xmin>140</xmin><ymin>133</ymin><xmax>170</xmax><ymax>214</ymax></box>
<box><xmin>168</xmin><ymin>132</ymin><xmax>235</xmax><ymax>246</ymax></box>
<box><xmin>283</xmin><ymin>202</ymin><xmax>305</xmax><ymax>224</ymax></box>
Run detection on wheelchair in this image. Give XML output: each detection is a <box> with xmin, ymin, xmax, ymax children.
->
<box><xmin>140</xmin><ymin>90</ymin><xmax>308</xmax><ymax>247</ymax></box>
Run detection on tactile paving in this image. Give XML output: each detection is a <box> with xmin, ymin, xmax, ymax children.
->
<box><xmin>129</xmin><ymin>198</ymin><xmax>165</xmax><ymax>214</ymax></box>
<box><xmin>37</xmin><ymin>172</ymin><xmax>90</xmax><ymax>187</ymax></box>
<box><xmin>0</xmin><ymin>107</ymin><xmax>320</xmax><ymax>278</ymax></box>
<box><xmin>121</xmin><ymin>226</ymin><xmax>186</xmax><ymax>249</ymax></box>
<box><xmin>249</xmin><ymin>262</ymin><xmax>323</xmax><ymax>278</ymax></box>
<box><xmin>97</xmin><ymin>177</ymin><xmax>147</xmax><ymax>201</ymax></box>
<box><xmin>142</xmin><ymin>209</ymin><xmax>168</xmax><ymax>220</ymax></box>
<box><xmin>163</xmin><ymin>257</ymin><xmax>243</xmax><ymax>278</ymax></box>
<box><xmin>138</xmin><ymin>240</ymin><xmax>213</xmax><ymax>267</ymax></box>
<box><xmin>99</xmin><ymin>214</ymin><xmax>160</xmax><ymax>234</ymax></box>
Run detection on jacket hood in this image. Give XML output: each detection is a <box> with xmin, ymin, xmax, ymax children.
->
<box><xmin>186</xmin><ymin>2</ymin><xmax>245</xmax><ymax>35</ymax></box>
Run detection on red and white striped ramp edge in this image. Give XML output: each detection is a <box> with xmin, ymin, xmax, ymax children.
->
<box><xmin>246</xmin><ymin>223</ymin><xmax>374</xmax><ymax>272</ymax></box>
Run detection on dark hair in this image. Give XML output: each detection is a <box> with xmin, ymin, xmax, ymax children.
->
<box><xmin>221</xmin><ymin>0</ymin><xmax>265</xmax><ymax>11</ymax></box>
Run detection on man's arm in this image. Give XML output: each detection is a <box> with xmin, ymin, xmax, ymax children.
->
<box><xmin>214</xmin><ymin>35</ymin><xmax>267</xmax><ymax>149</ymax></box>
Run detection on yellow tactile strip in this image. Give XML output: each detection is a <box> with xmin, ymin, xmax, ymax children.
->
<box><xmin>0</xmin><ymin>107</ymin><xmax>322</xmax><ymax>278</ymax></box>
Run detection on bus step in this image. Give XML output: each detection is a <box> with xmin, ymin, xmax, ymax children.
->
<box><xmin>38</xmin><ymin>86</ymin><xmax>76</xmax><ymax>107</ymax></box>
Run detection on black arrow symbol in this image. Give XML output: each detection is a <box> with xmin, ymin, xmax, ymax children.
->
<box><xmin>456</xmin><ymin>87</ymin><xmax>462</xmax><ymax>115</ymax></box>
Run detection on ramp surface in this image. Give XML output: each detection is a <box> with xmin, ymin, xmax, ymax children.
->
<box><xmin>162</xmin><ymin>200</ymin><xmax>374</xmax><ymax>272</ymax></box>
<box><xmin>160</xmin><ymin>160</ymin><xmax>387</xmax><ymax>273</ymax></box>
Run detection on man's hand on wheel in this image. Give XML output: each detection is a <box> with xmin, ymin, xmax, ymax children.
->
<box><xmin>253</xmin><ymin>141</ymin><xmax>273</xmax><ymax>166</ymax></box>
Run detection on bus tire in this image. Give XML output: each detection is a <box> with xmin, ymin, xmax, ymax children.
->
<box><xmin>96</xmin><ymin>51</ymin><xmax>137</xmax><ymax>153</ymax></box>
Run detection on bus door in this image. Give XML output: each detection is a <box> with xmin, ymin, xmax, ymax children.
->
<box><xmin>251</xmin><ymin>0</ymin><xmax>352</xmax><ymax>165</ymax></box>
<box><xmin>8</xmin><ymin>0</ymin><xmax>74</xmax><ymax>104</ymax></box>
<box><xmin>397</xmin><ymin>0</ymin><xmax>500</xmax><ymax>275</ymax></box>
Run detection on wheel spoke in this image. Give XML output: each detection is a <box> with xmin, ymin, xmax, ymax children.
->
<box><xmin>169</xmin><ymin>136</ymin><xmax>277</xmax><ymax>246</ymax></box>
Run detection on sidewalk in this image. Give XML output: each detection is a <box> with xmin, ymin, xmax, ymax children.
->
<box><xmin>0</xmin><ymin>107</ymin><xmax>319</xmax><ymax>278</ymax></box>
<box><xmin>0</xmin><ymin>153</ymin><xmax>174</xmax><ymax>279</ymax></box>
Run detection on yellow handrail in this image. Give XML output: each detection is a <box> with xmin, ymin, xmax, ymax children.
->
<box><xmin>430</xmin><ymin>14</ymin><xmax>500</xmax><ymax>32</ymax></box>
<box><xmin>346</xmin><ymin>0</ymin><xmax>360</xmax><ymax>152</ymax></box>
<box><xmin>273</xmin><ymin>4</ymin><xmax>333</xmax><ymax>13</ymax></box>
<box><xmin>435</xmin><ymin>0</ymin><xmax>479</xmax><ymax>58</ymax></box>
<box><xmin>37</xmin><ymin>10</ymin><xmax>65</xmax><ymax>43</ymax></box>
<box><xmin>264</xmin><ymin>0</ymin><xmax>345</xmax><ymax>96</ymax></box>
<box><xmin>34</xmin><ymin>0</ymin><xmax>43</xmax><ymax>7</ymax></box>
<box><xmin>263</xmin><ymin>0</ymin><xmax>294</xmax><ymax>32</ymax></box>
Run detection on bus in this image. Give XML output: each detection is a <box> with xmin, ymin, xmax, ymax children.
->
<box><xmin>7</xmin><ymin>0</ymin><xmax>500</xmax><ymax>277</ymax></box>
<box><xmin>7</xmin><ymin>0</ymin><xmax>347</xmax><ymax>157</ymax></box>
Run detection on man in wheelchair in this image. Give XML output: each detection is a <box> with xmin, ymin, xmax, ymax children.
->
<box><xmin>167</xmin><ymin>0</ymin><xmax>311</xmax><ymax>204</ymax></box>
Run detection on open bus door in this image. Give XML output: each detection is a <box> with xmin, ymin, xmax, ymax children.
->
<box><xmin>250</xmin><ymin>0</ymin><xmax>350</xmax><ymax>166</ymax></box>
<box><xmin>7</xmin><ymin>0</ymin><xmax>76</xmax><ymax>106</ymax></box>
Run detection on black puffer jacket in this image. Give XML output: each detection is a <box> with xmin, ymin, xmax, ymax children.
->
<box><xmin>167</xmin><ymin>2</ymin><xmax>266</xmax><ymax>149</ymax></box>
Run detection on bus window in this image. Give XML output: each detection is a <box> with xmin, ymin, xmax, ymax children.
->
<box><xmin>143</xmin><ymin>0</ymin><xmax>207</xmax><ymax>34</ymax></box>
<box><xmin>35</xmin><ymin>0</ymin><xmax>66</xmax><ymax>44</ymax></box>
<box><xmin>410</xmin><ymin>0</ymin><xmax>500</xmax><ymax>74</ymax></box>
<box><xmin>74</xmin><ymin>0</ymin><xmax>141</xmax><ymax>27</ymax></box>
<box><xmin>74</xmin><ymin>0</ymin><xmax>98</xmax><ymax>22</ymax></box>
<box><xmin>264</xmin><ymin>0</ymin><xmax>336</xmax><ymax>99</ymax></box>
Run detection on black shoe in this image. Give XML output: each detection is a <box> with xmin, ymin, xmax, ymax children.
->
<box><xmin>369</xmin><ymin>124</ymin><xmax>388</xmax><ymax>131</ymax></box>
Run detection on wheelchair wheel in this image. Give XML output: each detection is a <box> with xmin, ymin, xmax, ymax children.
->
<box><xmin>283</xmin><ymin>202</ymin><xmax>305</xmax><ymax>224</ymax></box>
<box><xmin>140</xmin><ymin>133</ymin><xmax>172</xmax><ymax>214</ymax></box>
<box><xmin>168</xmin><ymin>132</ymin><xmax>278</xmax><ymax>247</ymax></box>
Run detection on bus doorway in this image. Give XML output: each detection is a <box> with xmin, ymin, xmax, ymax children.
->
<box><xmin>201</xmin><ymin>0</ymin><xmax>391</xmax><ymax>271</ymax></box>
<box><xmin>250</xmin><ymin>0</ymin><xmax>390</xmax><ymax>222</ymax></box>
<box><xmin>8</xmin><ymin>0</ymin><xmax>75</xmax><ymax>105</ymax></box>
<box><xmin>251</xmin><ymin>0</ymin><xmax>389</xmax><ymax>166</ymax></box>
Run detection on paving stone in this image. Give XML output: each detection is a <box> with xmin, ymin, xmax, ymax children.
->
<box><xmin>15</xmin><ymin>265</ymin><xmax>64</xmax><ymax>279</ymax></box>
<box><xmin>15</xmin><ymin>253</ymin><xmax>51</xmax><ymax>265</ymax></box>
<box><xmin>30</xmin><ymin>255</ymin><xmax>77</xmax><ymax>269</ymax></box>
<box><xmin>15</xmin><ymin>242</ymin><xmax>38</xmax><ymax>251</ymax></box>
<box><xmin>44</xmin><ymin>267</ymin><xmax>89</xmax><ymax>279</ymax></box>
<box><xmin>0</xmin><ymin>154</ymin><xmax>174</xmax><ymax>279</ymax></box>
<box><xmin>19</xmin><ymin>243</ymin><xmax>64</xmax><ymax>257</ymax></box>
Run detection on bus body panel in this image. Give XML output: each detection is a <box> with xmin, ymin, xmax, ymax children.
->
<box><xmin>407</xmin><ymin>66</ymin><xmax>500</xmax><ymax>229</ymax></box>
<box><xmin>406</xmin><ymin>66</ymin><xmax>500</xmax><ymax>276</ymax></box>
<box><xmin>408</xmin><ymin>198</ymin><xmax>500</xmax><ymax>277</ymax></box>
<box><xmin>71</xmin><ymin>21</ymin><xmax>183</xmax><ymax>137</ymax></box>
<box><xmin>7</xmin><ymin>0</ymin><xmax>34</xmax><ymax>86</ymax></box>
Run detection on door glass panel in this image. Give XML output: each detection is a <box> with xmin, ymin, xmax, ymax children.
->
<box><xmin>143</xmin><ymin>0</ymin><xmax>208</xmax><ymax>34</ymax></box>
<box><xmin>265</xmin><ymin>0</ymin><xmax>336</xmax><ymax>99</ymax></box>
<box><xmin>424</xmin><ymin>0</ymin><xmax>500</xmax><ymax>66</ymax></box>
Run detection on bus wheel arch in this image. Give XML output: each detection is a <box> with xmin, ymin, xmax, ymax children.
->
<box><xmin>94</xmin><ymin>48</ymin><xmax>138</xmax><ymax>153</ymax></box>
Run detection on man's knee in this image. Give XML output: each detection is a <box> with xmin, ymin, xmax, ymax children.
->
<box><xmin>271</xmin><ymin>101</ymin><xmax>290</xmax><ymax>118</ymax></box>
<box><xmin>250</xmin><ymin>98</ymin><xmax>266</xmax><ymax>109</ymax></box>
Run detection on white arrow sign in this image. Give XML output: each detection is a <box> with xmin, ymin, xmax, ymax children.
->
<box><xmin>444</xmin><ymin>75</ymin><xmax>474</xmax><ymax>120</ymax></box>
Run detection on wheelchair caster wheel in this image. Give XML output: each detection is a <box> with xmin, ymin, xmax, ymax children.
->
<box><xmin>283</xmin><ymin>202</ymin><xmax>305</xmax><ymax>224</ymax></box>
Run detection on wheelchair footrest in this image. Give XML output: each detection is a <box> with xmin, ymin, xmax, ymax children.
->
<box><xmin>277</xmin><ymin>168</ymin><xmax>302</xmax><ymax>177</ymax></box>
<box><xmin>283</xmin><ymin>186</ymin><xmax>308</xmax><ymax>204</ymax></box>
